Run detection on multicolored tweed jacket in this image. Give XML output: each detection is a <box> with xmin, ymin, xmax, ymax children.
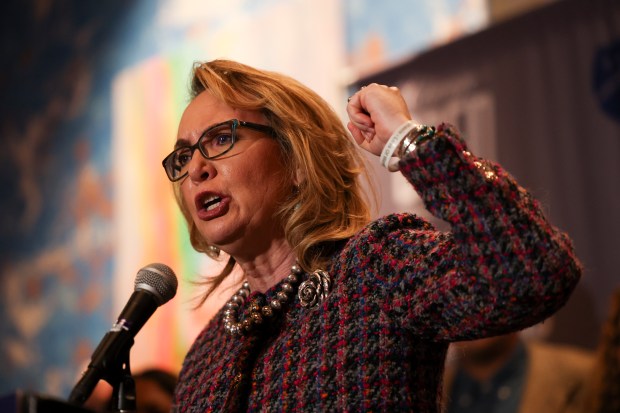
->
<box><xmin>173</xmin><ymin>124</ymin><xmax>581</xmax><ymax>412</ymax></box>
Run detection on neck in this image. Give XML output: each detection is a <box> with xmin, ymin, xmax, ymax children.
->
<box><xmin>234</xmin><ymin>239</ymin><xmax>297</xmax><ymax>293</ymax></box>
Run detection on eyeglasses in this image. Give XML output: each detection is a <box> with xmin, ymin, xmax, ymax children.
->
<box><xmin>162</xmin><ymin>119</ymin><xmax>275</xmax><ymax>182</ymax></box>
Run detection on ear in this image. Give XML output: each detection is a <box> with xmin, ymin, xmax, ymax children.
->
<box><xmin>293</xmin><ymin>167</ymin><xmax>305</xmax><ymax>187</ymax></box>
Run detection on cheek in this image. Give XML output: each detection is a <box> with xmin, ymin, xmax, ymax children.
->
<box><xmin>180</xmin><ymin>183</ymin><xmax>195</xmax><ymax>215</ymax></box>
<box><xmin>249</xmin><ymin>162</ymin><xmax>288</xmax><ymax>195</ymax></box>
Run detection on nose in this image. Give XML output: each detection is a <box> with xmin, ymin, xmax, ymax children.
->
<box><xmin>186</xmin><ymin>151</ymin><xmax>212</xmax><ymax>183</ymax></box>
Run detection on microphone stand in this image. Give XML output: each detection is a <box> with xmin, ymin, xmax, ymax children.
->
<box><xmin>107</xmin><ymin>344</ymin><xmax>136</xmax><ymax>413</ymax></box>
<box><xmin>69</xmin><ymin>339</ymin><xmax>137</xmax><ymax>412</ymax></box>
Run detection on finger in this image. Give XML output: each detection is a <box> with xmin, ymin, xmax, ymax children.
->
<box><xmin>346</xmin><ymin>122</ymin><xmax>366</xmax><ymax>146</ymax></box>
<box><xmin>346</xmin><ymin>95</ymin><xmax>374</xmax><ymax>130</ymax></box>
<box><xmin>350</xmin><ymin>114</ymin><xmax>374</xmax><ymax>131</ymax></box>
<box><xmin>362</xmin><ymin>130</ymin><xmax>375</xmax><ymax>142</ymax></box>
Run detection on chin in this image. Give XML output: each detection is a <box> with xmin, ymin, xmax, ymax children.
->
<box><xmin>197</xmin><ymin>226</ymin><xmax>242</xmax><ymax>251</ymax></box>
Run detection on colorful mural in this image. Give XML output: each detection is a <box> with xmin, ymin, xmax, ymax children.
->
<box><xmin>344</xmin><ymin>0</ymin><xmax>488</xmax><ymax>76</ymax></box>
<box><xmin>0</xmin><ymin>0</ymin><xmax>141</xmax><ymax>398</ymax></box>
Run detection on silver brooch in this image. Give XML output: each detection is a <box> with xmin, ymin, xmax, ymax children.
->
<box><xmin>298</xmin><ymin>269</ymin><xmax>331</xmax><ymax>308</ymax></box>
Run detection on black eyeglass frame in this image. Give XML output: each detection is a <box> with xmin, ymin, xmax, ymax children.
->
<box><xmin>162</xmin><ymin>119</ymin><xmax>275</xmax><ymax>182</ymax></box>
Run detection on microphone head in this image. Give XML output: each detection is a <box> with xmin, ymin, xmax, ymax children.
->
<box><xmin>135</xmin><ymin>263</ymin><xmax>178</xmax><ymax>305</ymax></box>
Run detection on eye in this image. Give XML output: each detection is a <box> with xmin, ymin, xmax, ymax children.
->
<box><xmin>174</xmin><ymin>148</ymin><xmax>192</xmax><ymax>167</ymax></box>
<box><xmin>201</xmin><ymin>127</ymin><xmax>234</xmax><ymax>156</ymax></box>
<box><xmin>210</xmin><ymin>132</ymin><xmax>233</xmax><ymax>147</ymax></box>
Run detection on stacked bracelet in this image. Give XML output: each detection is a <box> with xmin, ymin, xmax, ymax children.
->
<box><xmin>380</xmin><ymin>121</ymin><xmax>436</xmax><ymax>172</ymax></box>
<box><xmin>380</xmin><ymin>121</ymin><xmax>416</xmax><ymax>170</ymax></box>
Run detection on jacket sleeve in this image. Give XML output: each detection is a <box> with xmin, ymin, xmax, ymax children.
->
<box><xmin>348</xmin><ymin>123</ymin><xmax>582</xmax><ymax>341</ymax></box>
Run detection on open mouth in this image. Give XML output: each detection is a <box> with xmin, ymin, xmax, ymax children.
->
<box><xmin>194</xmin><ymin>192</ymin><xmax>229</xmax><ymax>220</ymax></box>
<box><xmin>202</xmin><ymin>195</ymin><xmax>222</xmax><ymax>211</ymax></box>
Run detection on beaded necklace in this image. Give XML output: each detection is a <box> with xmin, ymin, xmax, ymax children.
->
<box><xmin>223</xmin><ymin>264</ymin><xmax>331</xmax><ymax>336</ymax></box>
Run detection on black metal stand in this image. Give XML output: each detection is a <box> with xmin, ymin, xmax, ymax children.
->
<box><xmin>106</xmin><ymin>345</ymin><xmax>136</xmax><ymax>413</ymax></box>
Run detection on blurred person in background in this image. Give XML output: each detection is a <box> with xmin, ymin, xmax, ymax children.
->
<box><xmin>443</xmin><ymin>331</ymin><xmax>594</xmax><ymax>413</ymax></box>
<box><xmin>582</xmin><ymin>287</ymin><xmax>620</xmax><ymax>413</ymax></box>
<box><xmin>133</xmin><ymin>368</ymin><xmax>177</xmax><ymax>413</ymax></box>
<box><xmin>83</xmin><ymin>368</ymin><xmax>177</xmax><ymax>413</ymax></box>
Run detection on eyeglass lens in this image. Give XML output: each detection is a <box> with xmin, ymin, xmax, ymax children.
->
<box><xmin>166</xmin><ymin>121</ymin><xmax>236</xmax><ymax>180</ymax></box>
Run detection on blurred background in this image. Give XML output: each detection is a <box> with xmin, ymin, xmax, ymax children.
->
<box><xmin>0</xmin><ymin>0</ymin><xmax>618</xmax><ymax>400</ymax></box>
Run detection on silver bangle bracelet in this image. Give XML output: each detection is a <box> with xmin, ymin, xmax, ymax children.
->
<box><xmin>387</xmin><ymin>125</ymin><xmax>436</xmax><ymax>171</ymax></box>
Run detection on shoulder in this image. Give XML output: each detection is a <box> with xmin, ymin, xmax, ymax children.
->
<box><xmin>180</xmin><ymin>314</ymin><xmax>226</xmax><ymax>367</ymax></box>
<box><xmin>338</xmin><ymin>213</ymin><xmax>438</xmax><ymax>257</ymax></box>
<box><xmin>331</xmin><ymin>212</ymin><xmax>447</xmax><ymax>279</ymax></box>
<box><xmin>358</xmin><ymin>213</ymin><xmax>436</xmax><ymax>239</ymax></box>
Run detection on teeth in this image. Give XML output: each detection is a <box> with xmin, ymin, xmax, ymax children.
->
<box><xmin>203</xmin><ymin>196</ymin><xmax>221</xmax><ymax>211</ymax></box>
<box><xmin>206</xmin><ymin>201</ymin><xmax>220</xmax><ymax>211</ymax></box>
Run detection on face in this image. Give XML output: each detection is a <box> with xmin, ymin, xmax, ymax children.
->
<box><xmin>175</xmin><ymin>91</ymin><xmax>291</xmax><ymax>259</ymax></box>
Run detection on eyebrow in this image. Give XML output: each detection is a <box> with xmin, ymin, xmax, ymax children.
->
<box><xmin>174</xmin><ymin>120</ymin><xmax>224</xmax><ymax>150</ymax></box>
<box><xmin>174</xmin><ymin>125</ymin><xmax>209</xmax><ymax>150</ymax></box>
<box><xmin>174</xmin><ymin>138</ymin><xmax>192</xmax><ymax>150</ymax></box>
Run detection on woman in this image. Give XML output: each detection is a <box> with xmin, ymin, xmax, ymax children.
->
<box><xmin>162</xmin><ymin>59</ymin><xmax>581</xmax><ymax>412</ymax></box>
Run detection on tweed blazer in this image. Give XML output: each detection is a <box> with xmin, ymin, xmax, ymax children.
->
<box><xmin>173</xmin><ymin>124</ymin><xmax>582</xmax><ymax>412</ymax></box>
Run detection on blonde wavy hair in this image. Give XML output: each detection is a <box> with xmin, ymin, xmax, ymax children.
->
<box><xmin>173</xmin><ymin>59</ymin><xmax>373</xmax><ymax>303</ymax></box>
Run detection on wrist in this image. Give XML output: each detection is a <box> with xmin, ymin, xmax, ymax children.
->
<box><xmin>380</xmin><ymin>120</ymin><xmax>416</xmax><ymax>171</ymax></box>
<box><xmin>381</xmin><ymin>122</ymin><xmax>436</xmax><ymax>172</ymax></box>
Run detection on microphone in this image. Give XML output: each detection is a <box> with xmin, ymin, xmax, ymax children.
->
<box><xmin>68</xmin><ymin>263</ymin><xmax>178</xmax><ymax>405</ymax></box>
